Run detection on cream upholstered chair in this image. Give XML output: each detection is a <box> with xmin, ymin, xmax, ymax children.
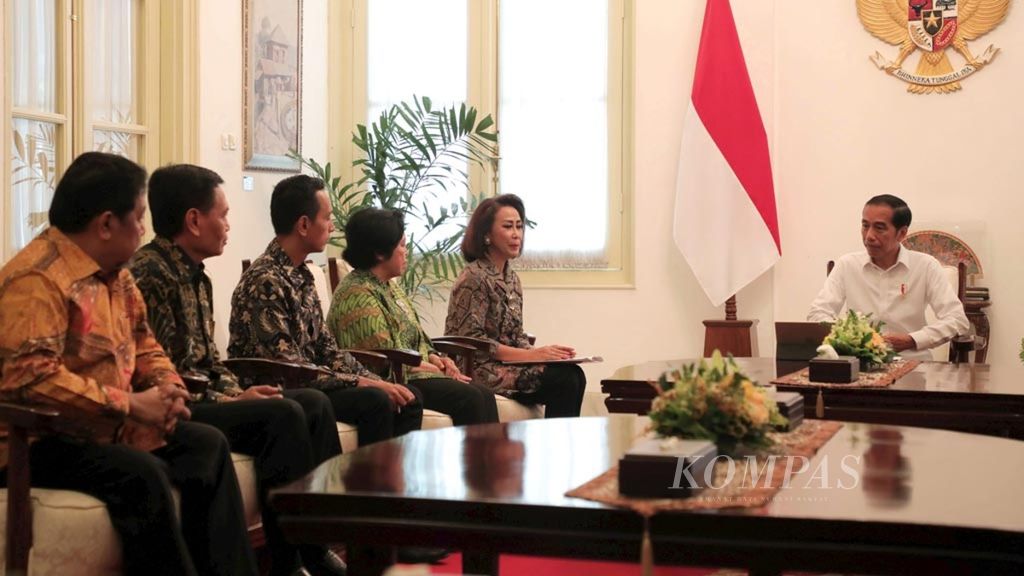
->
<box><xmin>0</xmin><ymin>402</ymin><xmax>264</xmax><ymax>576</ymax></box>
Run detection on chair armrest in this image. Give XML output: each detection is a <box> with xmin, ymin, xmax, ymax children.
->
<box><xmin>949</xmin><ymin>335</ymin><xmax>975</xmax><ymax>364</ymax></box>
<box><xmin>369</xmin><ymin>348</ymin><xmax>422</xmax><ymax>367</ymax></box>
<box><xmin>432</xmin><ymin>341</ymin><xmax>478</xmax><ymax>377</ymax></box>
<box><xmin>342</xmin><ymin>349</ymin><xmax>390</xmax><ymax>377</ymax></box>
<box><xmin>222</xmin><ymin>358</ymin><xmax>323</xmax><ymax>388</ymax></box>
<box><xmin>349</xmin><ymin>349</ymin><xmax>421</xmax><ymax>385</ymax></box>
<box><xmin>0</xmin><ymin>403</ymin><xmax>59</xmax><ymax>430</ymax></box>
<box><xmin>180</xmin><ymin>372</ymin><xmax>210</xmax><ymax>400</ymax></box>
<box><xmin>433</xmin><ymin>335</ymin><xmax>492</xmax><ymax>352</ymax></box>
<box><xmin>432</xmin><ymin>341</ymin><xmax>475</xmax><ymax>357</ymax></box>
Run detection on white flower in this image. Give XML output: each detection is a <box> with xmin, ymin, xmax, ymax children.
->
<box><xmin>816</xmin><ymin>344</ymin><xmax>839</xmax><ymax>359</ymax></box>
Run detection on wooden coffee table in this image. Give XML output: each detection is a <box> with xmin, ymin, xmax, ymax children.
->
<box><xmin>271</xmin><ymin>416</ymin><xmax>1024</xmax><ymax>575</ymax></box>
<box><xmin>602</xmin><ymin>358</ymin><xmax>1024</xmax><ymax>439</ymax></box>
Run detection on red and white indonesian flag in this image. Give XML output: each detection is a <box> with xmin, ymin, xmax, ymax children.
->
<box><xmin>673</xmin><ymin>0</ymin><xmax>780</xmax><ymax>307</ymax></box>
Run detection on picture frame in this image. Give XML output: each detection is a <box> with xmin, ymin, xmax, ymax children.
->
<box><xmin>243</xmin><ymin>0</ymin><xmax>303</xmax><ymax>172</ymax></box>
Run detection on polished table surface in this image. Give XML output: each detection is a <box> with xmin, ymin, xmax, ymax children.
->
<box><xmin>271</xmin><ymin>415</ymin><xmax>1024</xmax><ymax>575</ymax></box>
<box><xmin>602</xmin><ymin>358</ymin><xmax>1024</xmax><ymax>438</ymax></box>
<box><xmin>604</xmin><ymin>357</ymin><xmax>1024</xmax><ymax>395</ymax></box>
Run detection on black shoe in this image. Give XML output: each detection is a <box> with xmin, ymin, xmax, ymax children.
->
<box><xmin>302</xmin><ymin>549</ymin><xmax>347</xmax><ymax>576</ymax></box>
<box><xmin>396</xmin><ymin>547</ymin><xmax>450</xmax><ymax>565</ymax></box>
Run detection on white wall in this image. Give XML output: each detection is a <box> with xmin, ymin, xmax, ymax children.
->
<box><xmin>200</xmin><ymin>0</ymin><xmax>1024</xmax><ymax>396</ymax></box>
<box><xmin>198</xmin><ymin>0</ymin><xmax>329</xmax><ymax>348</ymax></box>
<box><xmin>770</xmin><ymin>0</ymin><xmax>1024</xmax><ymax>377</ymax></box>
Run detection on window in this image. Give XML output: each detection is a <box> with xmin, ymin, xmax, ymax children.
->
<box><xmin>4</xmin><ymin>0</ymin><xmax>161</xmax><ymax>255</ymax></box>
<box><xmin>9</xmin><ymin>0</ymin><xmax>64</xmax><ymax>251</ymax></box>
<box><xmin>366</xmin><ymin>0</ymin><xmax>468</xmax><ymax>246</ymax></box>
<box><xmin>331</xmin><ymin>0</ymin><xmax>634</xmax><ymax>286</ymax></box>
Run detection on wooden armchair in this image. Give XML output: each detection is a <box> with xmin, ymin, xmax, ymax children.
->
<box><xmin>221</xmin><ymin>354</ymin><xmax>422</xmax><ymax>452</ymax></box>
<box><xmin>431</xmin><ymin>336</ymin><xmax>492</xmax><ymax>377</ymax></box>
<box><xmin>0</xmin><ymin>377</ymin><xmax>267</xmax><ymax>575</ymax></box>
<box><xmin>949</xmin><ymin>262</ymin><xmax>984</xmax><ymax>364</ymax></box>
<box><xmin>0</xmin><ymin>403</ymin><xmax>59</xmax><ymax>575</ymax></box>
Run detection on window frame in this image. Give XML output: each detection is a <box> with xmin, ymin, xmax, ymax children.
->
<box><xmin>328</xmin><ymin>0</ymin><xmax>634</xmax><ymax>288</ymax></box>
<box><xmin>2</xmin><ymin>0</ymin><xmax>192</xmax><ymax>259</ymax></box>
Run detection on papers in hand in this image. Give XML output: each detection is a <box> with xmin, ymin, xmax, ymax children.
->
<box><xmin>501</xmin><ymin>355</ymin><xmax>603</xmax><ymax>366</ymax></box>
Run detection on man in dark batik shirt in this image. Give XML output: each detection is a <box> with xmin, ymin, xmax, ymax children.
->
<box><xmin>130</xmin><ymin>164</ymin><xmax>346</xmax><ymax>576</ymax></box>
<box><xmin>228</xmin><ymin>174</ymin><xmax>423</xmax><ymax>444</ymax></box>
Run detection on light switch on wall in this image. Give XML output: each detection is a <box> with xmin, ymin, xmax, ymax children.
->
<box><xmin>221</xmin><ymin>133</ymin><xmax>238</xmax><ymax>151</ymax></box>
<box><xmin>242</xmin><ymin>176</ymin><xmax>254</xmax><ymax>191</ymax></box>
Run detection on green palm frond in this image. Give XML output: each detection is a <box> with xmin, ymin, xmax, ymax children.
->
<box><xmin>291</xmin><ymin>96</ymin><xmax>498</xmax><ymax>304</ymax></box>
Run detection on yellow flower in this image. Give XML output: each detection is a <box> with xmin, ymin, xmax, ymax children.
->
<box><xmin>871</xmin><ymin>332</ymin><xmax>885</xmax><ymax>349</ymax></box>
<box><xmin>742</xmin><ymin>381</ymin><xmax>770</xmax><ymax>425</ymax></box>
<box><xmin>650</xmin><ymin>350</ymin><xmax>780</xmax><ymax>448</ymax></box>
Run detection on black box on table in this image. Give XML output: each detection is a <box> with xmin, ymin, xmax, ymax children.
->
<box><xmin>808</xmin><ymin>356</ymin><xmax>859</xmax><ymax>383</ymax></box>
<box><xmin>619</xmin><ymin>438</ymin><xmax>717</xmax><ymax>498</ymax></box>
<box><xmin>774</xmin><ymin>391</ymin><xmax>804</xmax><ymax>430</ymax></box>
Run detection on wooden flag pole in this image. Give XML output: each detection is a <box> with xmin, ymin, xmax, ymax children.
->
<box><xmin>702</xmin><ymin>294</ymin><xmax>759</xmax><ymax>357</ymax></box>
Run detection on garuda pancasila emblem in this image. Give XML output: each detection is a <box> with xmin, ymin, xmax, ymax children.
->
<box><xmin>857</xmin><ymin>0</ymin><xmax>1011</xmax><ymax>93</ymax></box>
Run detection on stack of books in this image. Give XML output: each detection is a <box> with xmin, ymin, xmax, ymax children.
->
<box><xmin>965</xmin><ymin>286</ymin><xmax>989</xmax><ymax>302</ymax></box>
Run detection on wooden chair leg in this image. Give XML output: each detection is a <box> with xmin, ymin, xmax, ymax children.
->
<box><xmin>7</xmin><ymin>425</ymin><xmax>32</xmax><ymax>576</ymax></box>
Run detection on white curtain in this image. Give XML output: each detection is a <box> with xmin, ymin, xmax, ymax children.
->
<box><xmin>89</xmin><ymin>0</ymin><xmax>137</xmax><ymax>157</ymax></box>
<box><xmin>367</xmin><ymin>0</ymin><xmax>468</xmax><ymax>247</ymax></box>
<box><xmin>10</xmin><ymin>0</ymin><xmax>57</xmax><ymax>249</ymax></box>
<box><xmin>500</xmin><ymin>0</ymin><xmax>609</xmax><ymax>269</ymax></box>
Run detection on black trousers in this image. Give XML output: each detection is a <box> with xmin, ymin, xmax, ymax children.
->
<box><xmin>281</xmin><ymin>388</ymin><xmax>343</xmax><ymax>465</ymax></box>
<box><xmin>190</xmin><ymin>389</ymin><xmax>341</xmax><ymax>575</ymax></box>
<box><xmin>512</xmin><ymin>364</ymin><xmax>587</xmax><ymax>418</ymax></box>
<box><xmin>324</xmin><ymin>385</ymin><xmax>424</xmax><ymax>446</ymax></box>
<box><xmin>411</xmin><ymin>377</ymin><xmax>499</xmax><ymax>425</ymax></box>
<box><xmin>6</xmin><ymin>422</ymin><xmax>257</xmax><ymax>576</ymax></box>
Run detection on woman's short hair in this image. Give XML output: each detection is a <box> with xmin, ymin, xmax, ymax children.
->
<box><xmin>461</xmin><ymin>194</ymin><xmax>526</xmax><ymax>263</ymax></box>
<box><xmin>342</xmin><ymin>207</ymin><xmax>405</xmax><ymax>270</ymax></box>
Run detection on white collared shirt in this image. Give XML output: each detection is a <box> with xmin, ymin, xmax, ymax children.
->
<box><xmin>807</xmin><ymin>247</ymin><xmax>970</xmax><ymax>359</ymax></box>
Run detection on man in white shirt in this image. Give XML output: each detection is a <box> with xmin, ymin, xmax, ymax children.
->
<box><xmin>808</xmin><ymin>194</ymin><xmax>969</xmax><ymax>360</ymax></box>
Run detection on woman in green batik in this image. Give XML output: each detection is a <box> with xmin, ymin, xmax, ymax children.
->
<box><xmin>327</xmin><ymin>208</ymin><xmax>498</xmax><ymax>425</ymax></box>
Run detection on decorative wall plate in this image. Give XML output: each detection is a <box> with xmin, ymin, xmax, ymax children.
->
<box><xmin>904</xmin><ymin>229</ymin><xmax>983</xmax><ymax>278</ymax></box>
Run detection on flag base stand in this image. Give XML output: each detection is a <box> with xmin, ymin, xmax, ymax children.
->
<box><xmin>702</xmin><ymin>295</ymin><xmax>759</xmax><ymax>357</ymax></box>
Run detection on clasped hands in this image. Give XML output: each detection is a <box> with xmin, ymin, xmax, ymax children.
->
<box><xmin>129</xmin><ymin>384</ymin><xmax>192</xmax><ymax>435</ymax></box>
<box><xmin>418</xmin><ymin>353</ymin><xmax>472</xmax><ymax>383</ymax></box>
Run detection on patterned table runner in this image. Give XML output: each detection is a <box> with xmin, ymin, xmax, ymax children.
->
<box><xmin>566</xmin><ymin>420</ymin><xmax>844</xmax><ymax>516</ymax></box>
<box><xmin>770</xmin><ymin>359</ymin><xmax>920</xmax><ymax>389</ymax></box>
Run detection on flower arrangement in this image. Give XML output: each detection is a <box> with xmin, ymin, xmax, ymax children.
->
<box><xmin>820</xmin><ymin>310</ymin><xmax>896</xmax><ymax>369</ymax></box>
<box><xmin>649</xmin><ymin>351</ymin><xmax>787</xmax><ymax>453</ymax></box>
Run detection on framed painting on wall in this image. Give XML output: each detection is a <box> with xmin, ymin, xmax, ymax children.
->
<box><xmin>243</xmin><ymin>0</ymin><xmax>303</xmax><ymax>171</ymax></box>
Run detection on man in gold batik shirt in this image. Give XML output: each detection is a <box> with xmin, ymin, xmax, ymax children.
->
<box><xmin>0</xmin><ymin>152</ymin><xmax>257</xmax><ymax>576</ymax></box>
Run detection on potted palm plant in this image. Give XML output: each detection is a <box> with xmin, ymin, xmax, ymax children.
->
<box><xmin>293</xmin><ymin>95</ymin><xmax>497</xmax><ymax>304</ymax></box>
